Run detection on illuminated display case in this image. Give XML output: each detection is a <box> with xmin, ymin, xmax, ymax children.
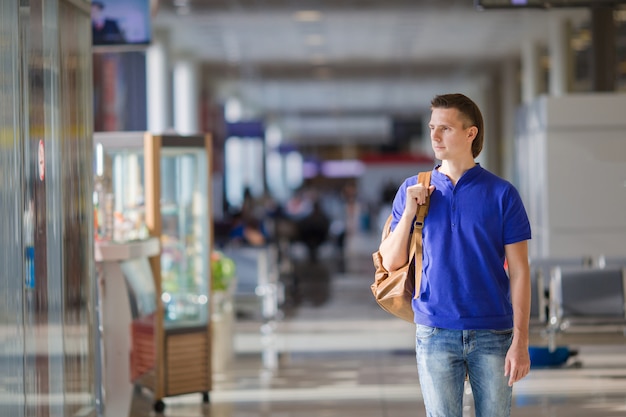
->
<box><xmin>94</xmin><ymin>132</ymin><xmax>213</xmax><ymax>412</ymax></box>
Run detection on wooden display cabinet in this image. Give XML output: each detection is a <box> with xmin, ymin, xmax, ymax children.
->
<box><xmin>94</xmin><ymin>132</ymin><xmax>214</xmax><ymax>413</ymax></box>
<box><xmin>145</xmin><ymin>133</ymin><xmax>214</xmax><ymax>411</ymax></box>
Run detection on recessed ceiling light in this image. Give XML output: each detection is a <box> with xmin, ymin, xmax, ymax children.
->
<box><xmin>294</xmin><ymin>10</ymin><xmax>322</xmax><ymax>22</ymax></box>
<box><xmin>305</xmin><ymin>34</ymin><xmax>325</xmax><ymax>46</ymax></box>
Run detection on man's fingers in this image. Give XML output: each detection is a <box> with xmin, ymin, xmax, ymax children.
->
<box><xmin>504</xmin><ymin>359</ymin><xmax>514</xmax><ymax>386</ymax></box>
<box><xmin>508</xmin><ymin>373</ymin><xmax>516</xmax><ymax>387</ymax></box>
<box><xmin>407</xmin><ymin>183</ymin><xmax>431</xmax><ymax>205</ymax></box>
<box><xmin>506</xmin><ymin>362</ymin><xmax>530</xmax><ymax>386</ymax></box>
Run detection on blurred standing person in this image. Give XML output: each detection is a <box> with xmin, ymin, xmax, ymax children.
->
<box><xmin>240</xmin><ymin>186</ymin><xmax>276</xmax><ymax>242</ymax></box>
<box><xmin>241</xmin><ymin>186</ymin><xmax>257</xmax><ymax>219</ymax></box>
<box><xmin>285</xmin><ymin>186</ymin><xmax>313</xmax><ymax>221</ymax></box>
<box><xmin>323</xmin><ymin>182</ymin><xmax>361</xmax><ymax>271</ymax></box>
<box><xmin>338</xmin><ymin>182</ymin><xmax>361</xmax><ymax>255</ymax></box>
<box><xmin>378</xmin><ymin>93</ymin><xmax>531</xmax><ymax>417</ymax></box>
<box><xmin>296</xmin><ymin>200</ymin><xmax>330</xmax><ymax>263</ymax></box>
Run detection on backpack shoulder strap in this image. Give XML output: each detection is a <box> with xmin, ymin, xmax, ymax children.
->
<box><xmin>381</xmin><ymin>170</ymin><xmax>431</xmax><ymax>242</ymax></box>
<box><xmin>410</xmin><ymin>170</ymin><xmax>432</xmax><ymax>300</ymax></box>
<box><xmin>415</xmin><ymin>171</ymin><xmax>432</xmax><ymax>227</ymax></box>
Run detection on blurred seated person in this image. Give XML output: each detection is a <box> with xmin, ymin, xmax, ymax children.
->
<box><xmin>228</xmin><ymin>211</ymin><xmax>268</xmax><ymax>247</ymax></box>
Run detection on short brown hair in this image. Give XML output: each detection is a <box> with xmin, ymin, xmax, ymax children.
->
<box><xmin>431</xmin><ymin>93</ymin><xmax>484</xmax><ymax>158</ymax></box>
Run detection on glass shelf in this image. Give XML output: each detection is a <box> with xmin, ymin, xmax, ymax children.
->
<box><xmin>160</xmin><ymin>147</ymin><xmax>209</xmax><ymax>328</ymax></box>
<box><xmin>94</xmin><ymin>132</ymin><xmax>212</xmax><ymax>329</ymax></box>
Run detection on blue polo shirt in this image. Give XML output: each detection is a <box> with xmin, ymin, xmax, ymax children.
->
<box><xmin>390</xmin><ymin>165</ymin><xmax>531</xmax><ymax>330</ymax></box>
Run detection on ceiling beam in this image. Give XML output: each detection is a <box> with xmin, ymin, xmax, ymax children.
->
<box><xmin>160</xmin><ymin>0</ymin><xmax>473</xmax><ymax>13</ymax></box>
<box><xmin>201</xmin><ymin>59</ymin><xmax>504</xmax><ymax>81</ymax></box>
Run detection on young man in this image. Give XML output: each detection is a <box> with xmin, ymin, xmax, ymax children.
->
<box><xmin>378</xmin><ymin>93</ymin><xmax>531</xmax><ymax>417</ymax></box>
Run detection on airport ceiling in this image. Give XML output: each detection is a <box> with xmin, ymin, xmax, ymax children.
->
<box><xmin>153</xmin><ymin>0</ymin><xmax>591</xmax><ymax>144</ymax></box>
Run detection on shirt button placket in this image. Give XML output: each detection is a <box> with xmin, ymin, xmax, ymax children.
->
<box><xmin>451</xmin><ymin>194</ymin><xmax>457</xmax><ymax>229</ymax></box>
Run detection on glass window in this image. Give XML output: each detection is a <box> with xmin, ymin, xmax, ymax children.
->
<box><xmin>225</xmin><ymin>136</ymin><xmax>265</xmax><ymax>209</ymax></box>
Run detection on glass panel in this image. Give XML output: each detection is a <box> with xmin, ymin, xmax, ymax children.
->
<box><xmin>0</xmin><ymin>1</ymin><xmax>25</xmax><ymax>416</ymax></box>
<box><xmin>94</xmin><ymin>144</ymin><xmax>150</xmax><ymax>243</ymax></box>
<box><xmin>161</xmin><ymin>148</ymin><xmax>210</xmax><ymax>328</ymax></box>
<box><xmin>112</xmin><ymin>151</ymin><xmax>147</xmax><ymax>240</ymax></box>
<box><xmin>58</xmin><ymin>1</ymin><xmax>97</xmax><ymax>416</ymax></box>
<box><xmin>23</xmin><ymin>1</ymin><xmax>96</xmax><ymax>416</ymax></box>
<box><xmin>24</xmin><ymin>0</ymin><xmax>63</xmax><ymax>415</ymax></box>
<box><xmin>1</xmin><ymin>1</ymin><xmax>95</xmax><ymax>415</ymax></box>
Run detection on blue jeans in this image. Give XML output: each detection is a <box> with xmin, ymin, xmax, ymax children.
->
<box><xmin>415</xmin><ymin>325</ymin><xmax>513</xmax><ymax>417</ymax></box>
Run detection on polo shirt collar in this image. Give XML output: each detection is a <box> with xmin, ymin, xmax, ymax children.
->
<box><xmin>432</xmin><ymin>163</ymin><xmax>483</xmax><ymax>188</ymax></box>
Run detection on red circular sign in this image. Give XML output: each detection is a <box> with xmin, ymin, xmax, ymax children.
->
<box><xmin>38</xmin><ymin>140</ymin><xmax>45</xmax><ymax>181</ymax></box>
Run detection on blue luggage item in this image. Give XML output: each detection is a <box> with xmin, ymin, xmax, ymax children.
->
<box><xmin>528</xmin><ymin>346</ymin><xmax>575</xmax><ymax>368</ymax></box>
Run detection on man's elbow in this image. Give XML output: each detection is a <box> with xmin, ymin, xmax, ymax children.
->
<box><xmin>381</xmin><ymin>256</ymin><xmax>405</xmax><ymax>272</ymax></box>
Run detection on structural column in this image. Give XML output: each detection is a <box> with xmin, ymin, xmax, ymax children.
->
<box><xmin>173</xmin><ymin>55</ymin><xmax>200</xmax><ymax>135</ymax></box>
<box><xmin>467</xmin><ymin>77</ymin><xmax>495</xmax><ymax>170</ymax></box>
<box><xmin>146</xmin><ymin>28</ymin><xmax>171</xmax><ymax>134</ymax></box>
<box><xmin>500</xmin><ymin>59</ymin><xmax>520</xmax><ymax>182</ymax></box>
<box><xmin>548</xmin><ymin>14</ymin><xmax>572</xmax><ymax>97</ymax></box>
<box><xmin>521</xmin><ymin>40</ymin><xmax>543</xmax><ymax>104</ymax></box>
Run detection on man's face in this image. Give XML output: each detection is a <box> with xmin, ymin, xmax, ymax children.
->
<box><xmin>428</xmin><ymin>107</ymin><xmax>476</xmax><ymax>161</ymax></box>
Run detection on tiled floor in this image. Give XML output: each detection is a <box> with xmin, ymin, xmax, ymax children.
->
<box><xmin>128</xmin><ymin>236</ymin><xmax>626</xmax><ymax>417</ymax></box>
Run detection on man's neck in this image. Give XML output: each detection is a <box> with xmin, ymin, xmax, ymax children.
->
<box><xmin>438</xmin><ymin>159</ymin><xmax>476</xmax><ymax>186</ymax></box>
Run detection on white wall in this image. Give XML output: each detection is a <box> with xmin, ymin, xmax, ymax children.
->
<box><xmin>516</xmin><ymin>93</ymin><xmax>626</xmax><ymax>258</ymax></box>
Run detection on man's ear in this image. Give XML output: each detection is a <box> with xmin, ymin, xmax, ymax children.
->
<box><xmin>467</xmin><ymin>126</ymin><xmax>478</xmax><ymax>141</ymax></box>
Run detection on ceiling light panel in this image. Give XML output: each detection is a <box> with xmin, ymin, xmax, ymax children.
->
<box><xmin>294</xmin><ymin>10</ymin><xmax>323</xmax><ymax>22</ymax></box>
<box><xmin>305</xmin><ymin>34</ymin><xmax>325</xmax><ymax>46</ymax></box>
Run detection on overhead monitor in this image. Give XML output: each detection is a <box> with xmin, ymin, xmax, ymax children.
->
<box><xmin>475</xmin><ymin>0</ymin><xmax>626</xmax><ymax>9</ymax></box>
<box><xmin>91</xmin><ymin>0</ymin><xmax>151</xmax><ymax>48</ymax></box>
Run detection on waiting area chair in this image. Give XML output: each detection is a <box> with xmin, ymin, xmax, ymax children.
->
<box><xmin>546</xmin><ymin>265</ymin><xmax>626</xmax><ymax>351</ymax></box>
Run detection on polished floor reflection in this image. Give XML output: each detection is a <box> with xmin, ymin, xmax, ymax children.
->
<box><xmin>127</xmin><ymin>236</ymin><xmax>626</xmax><ymax>417</ymax></box>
